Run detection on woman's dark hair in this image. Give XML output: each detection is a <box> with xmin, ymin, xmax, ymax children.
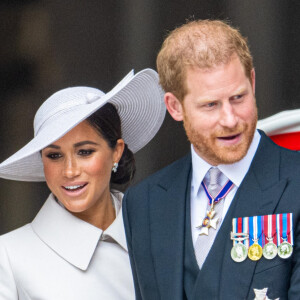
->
<box><xmin>86</xmin><ymin>103</ymin><xmax>136</xmax><ymax>185</ymax></box>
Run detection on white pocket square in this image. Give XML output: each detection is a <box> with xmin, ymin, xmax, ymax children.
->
<box><xmin>253</xmin><ymin>287</ymin><xmax>279</xmax><ymax>300</ymax></box>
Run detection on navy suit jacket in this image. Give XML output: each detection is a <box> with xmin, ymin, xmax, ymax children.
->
<box><xmin>123</xmin><ymin>132</ymin><xmax>300</xmax><ymax>300</ymax></box>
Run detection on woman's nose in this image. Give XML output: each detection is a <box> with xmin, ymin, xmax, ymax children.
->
<box><xmin>63</xmin><ymin>156</ymin><xmax>80</xmax><ymax>178</ymax></box>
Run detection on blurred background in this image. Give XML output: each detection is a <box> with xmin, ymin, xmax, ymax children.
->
<box><xmin>0</xmin><ymin>0</ymin><xmax>299</xmax><ymax>234</ymax></box>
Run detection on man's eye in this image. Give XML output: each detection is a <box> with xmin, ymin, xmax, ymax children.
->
<box><xmin>205</xmin><ymin>102</ymin><xmax>217</xmax><ymax>108</ymax></box>
<box><xmin>232</xmin><ymin>94</ymin><xmax>243</xmax><ymax>101</ymax></box>
<box><xmin>78</xmin><ymin>149</ymin><xmax>95</xmax><ymax>156</ymax></box>
<box><xmin>46</xmin><ymin>153</ymin><xmax>62</xmax><ymax>160</ymax></box>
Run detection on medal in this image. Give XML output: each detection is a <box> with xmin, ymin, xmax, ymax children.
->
<box><xmin>262</xmin><ymin>215</ymin><xmax>277</xmax><ymax>260</ymax></box>
<box><xmin>248</xmin><ymin>216</ymin><xmax>263</xmax><ymax>261</ymax></box>
<box><xmin>231</xmin><ymin>218</ymin><xmax>249</xmax><ymax>262</ymax></box>
<box><xmin>197</xmin><ymin>202</ymin><xmax>219</xmax><ymax>235</ymax></box>
<box><xmin>231</xmin><ymin>213</ymin><xmax>294</xmax><ymax>262</ymax></box>
<box><xmin>278</xmin><ymin>240</ymin><xmax>293</xmax><ymax>259</ymax></box>
<box><xmin>231</xmin><ymin>242</ymin><xmax>248</xmax><ymax>262</ymax></box>
<box><xmin>197</xmin><ymin>179</ymin><xmax>234</xmax><ymax>236</ymax></box>
<box><xmin>277</xmin><ymin>213</ymin><xmax>294</xmax><ymax>259</ymax></box>
<box><xmin>263</xmin><ymin>239</ymin><xmax>277</xmax><ymax>260</ymax></box>
<box><xmin>248</xmin><ymin>241</ymin><xmax>263</xmax><ymax>261</ymax></box>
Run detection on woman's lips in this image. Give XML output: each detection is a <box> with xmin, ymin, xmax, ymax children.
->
<box><xmin>61</xmin><ymin>183</ymin><xmax>88</xmax><ymax>197</ymax></box>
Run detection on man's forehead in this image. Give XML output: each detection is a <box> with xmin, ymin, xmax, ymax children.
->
<box><xmin>185</xmin><ymin>54</ymin><xmax>242</xmax><ymax>74</ymax></box>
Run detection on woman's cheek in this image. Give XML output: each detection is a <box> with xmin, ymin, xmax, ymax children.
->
<box><xmin>84</xmin><ymin>157</ymin><xmax>109</xmax><ymax>176</ymax></box>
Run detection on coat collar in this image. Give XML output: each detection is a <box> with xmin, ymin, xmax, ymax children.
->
<box><xmin>149</xmin><ymin>154</ymin><xmax>192</xmax><ymax>300</ymax></box>
<box><xmin>31</xmin><ymin>192</ymin><xmax>127</xmax><ymax>271</ymax></box>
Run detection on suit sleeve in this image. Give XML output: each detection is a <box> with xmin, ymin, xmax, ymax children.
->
<box><xmin>122</xmin><ymin>189</ymin><xmax>143</xmax><ymax>300</ymax></box>
<box><xmin>0</xmin><ymin>239</ymin><xmax>18</xmax><ymax>299</ymax></box>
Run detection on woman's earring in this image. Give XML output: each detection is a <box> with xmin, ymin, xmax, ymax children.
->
<box><xmin>112</xmin><ymin>162</ymin><xmax>118</xmax><ymax>173</ymax></box>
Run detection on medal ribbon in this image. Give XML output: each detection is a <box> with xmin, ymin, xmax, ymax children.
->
<box><xmin>232</xmin><ymin>217</ymin><xmax>249</xmax><ymax>247</ymax></box>
<box><xmin>263</xmin><ymin>214</ymin><xmax>277</xmax><ymax>247</ymax></box>
<box><xmin>249</xmin><ymin>216</ymin><xmax>263</xmax><ymax>247</ymax></box>
<box><xmin>232</xmin><ymin>217</ymin><xmax>238</xmax><ymax>246</ymax></box>
<box><xmin>243</xmin><ymin>217</ymin><xmax>249</xmax><ymax>248</ymax></box>
<box><xmin>277</xmin><ymin>213</ymin><xmax>293</xmax><ymax>245</ymax></box>
<box><xmin>201</xmin><ymin>179</ymin><xmax>234</xmax><ymax>205</ymax></box>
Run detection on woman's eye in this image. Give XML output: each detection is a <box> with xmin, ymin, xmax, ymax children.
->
<box><xmin>78</xmin><ymin>149</ymin><xmax>95</xmax><ymax>156</ymax></box>
<box><xmin>46</xmin><ymin>153</ymin><xmax>62</xmax><ymax>160</ymax></box>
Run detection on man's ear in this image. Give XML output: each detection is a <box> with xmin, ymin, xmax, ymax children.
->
<box><xmin>164</xmin><ymin>92</ymin><xmax>184</xmax><ymax>121</ymax></box>
<box><xmin>251</xmin><ymin>68</ymin><xmax>256</xmax><ymax>95</ymax></box>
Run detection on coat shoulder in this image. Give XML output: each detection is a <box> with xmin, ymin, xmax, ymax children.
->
<box><xmin>123</xmin><ymin>154</ymin><xmax>191</xmax><ymax>212</ymax></box>
<box><xmin>130</xmin><ymin>154</ymin><xmax>191</xmax><ymax>192</ymax></box>
<box><xmin>0</xmin><ymin>224</ymin><xmax>35</xmax><ymax>254</ymax></box>
<box><xmin>258</xmin><ymin>132</ymin><xmax>300</xmax><ymax>177</ymax></box>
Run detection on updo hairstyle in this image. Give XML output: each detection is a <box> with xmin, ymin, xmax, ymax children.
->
<box><xmin>86</xmin><ymin>103</ymin><xmax>136</xmax><ymax>185</ymax></box>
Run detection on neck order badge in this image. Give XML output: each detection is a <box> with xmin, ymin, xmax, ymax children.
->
<box><xmin>197</xmin><ymin>179</ymin><xmax>234</xmax><ymax>236</ymax></box>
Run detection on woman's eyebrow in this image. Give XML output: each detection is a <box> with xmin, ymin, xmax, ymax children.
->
<box><xmin>74</xmin><ymin>141</ymin><xmax>99</xmax><ymax>147</ymax></box>
<box><xmin>44</xmin><ymin>141</ymin><xmax>99</xmax><ymax>150</ymax></box>
<box><xmin>45</xmin><ymin>144</ymin><xmax>60</xmax><ymax>149</ymax></box>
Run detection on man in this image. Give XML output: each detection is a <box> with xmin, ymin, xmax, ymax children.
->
<box><xmin>123</xmin><ymin>20</ymin><xmax>300</xmax><ymax>300</ymax></box>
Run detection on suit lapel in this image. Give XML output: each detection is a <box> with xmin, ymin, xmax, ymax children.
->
<box><xmin>149</xmin><ymin>155</ymin><xmax>192</xmax><ymax>300</ymax></box>
<box><xmin>219</xmin><ymin>133</ymin><xmax>288</xmax><ymax>299</ymax></box>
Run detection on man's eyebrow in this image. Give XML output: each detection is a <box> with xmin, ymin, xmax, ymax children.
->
<box><xmin>234</xmin><ymin>88</ymin><xmax>247</xmax><ymax>94</ymax></box>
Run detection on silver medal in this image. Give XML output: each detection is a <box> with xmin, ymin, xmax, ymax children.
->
<box><xmin>262</xmin><ymin>241</ymin><xmax>277</xmax><ymax>260</ymax></box>
<box><xmin>278</xmin><ymin>241</ymin><xmax>293</xmax><ymax>259</ymax></box>
<box><xmin>231</xmin><ymin>242</ymin><xmax>248</xmax><ymax>262</ymax></box>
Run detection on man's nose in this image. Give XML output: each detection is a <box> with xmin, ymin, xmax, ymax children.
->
<box><xmin>219</xmin><ymin>103</ymin><xmax>238</xmax><ymax>128</ymax></box>
<box><xmin>63</xmin><ymin>156</ymin><xmax>80</xmax><ymax>178</ymax></box>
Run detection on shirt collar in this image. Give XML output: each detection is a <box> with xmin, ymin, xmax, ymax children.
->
<box><xmin>191</xmin><ymin>130</ymin><xmax>261</xmax><ymax>197</ymax></box>
<box><xmin>31</xmin><ymin>192</ymin><xmax>127</xmax><ymax>271</ymax></box>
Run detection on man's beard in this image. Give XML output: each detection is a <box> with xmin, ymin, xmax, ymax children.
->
<box><xmin>183</xmin><ymin>110</ymin><xmax>257</xmax><ymax>165</ymax></box>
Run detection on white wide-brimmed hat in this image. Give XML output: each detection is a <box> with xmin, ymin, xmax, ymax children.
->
<box><xmin>257</xmin><ymin>109</ymin><xmax>300</xmax><ymax>150</ymax></box>
<box><xmin>0</xmin><ymin>68</ymin><xmax>166</xmax><ymax>182</ymax></box>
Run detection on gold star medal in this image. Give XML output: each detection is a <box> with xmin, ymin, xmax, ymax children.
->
<box><xmin>197</xmin><ymin>209</ymin><xmax>219</xmax><ymax>236</ymax></box>
<box><xmin>197</xmin><ymin>178</ymin><xmax>234</xmax><ymax>236</ymax></box>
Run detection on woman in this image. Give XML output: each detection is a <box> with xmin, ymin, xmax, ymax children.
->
<box><xmin>0</xmin><ymin>69</ymin><xmax>165</xmax><ymax>299</ymax></box>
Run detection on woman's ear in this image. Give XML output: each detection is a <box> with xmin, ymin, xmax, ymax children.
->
<box><xmin>164</xmin><ymin>92</ymin><xmax>184</xmax><ymax>121</ymax></box>
<box><xmin>114</xmin><ymin>139</ymin><xmax>125</xmax><ymax>163</ymax></box>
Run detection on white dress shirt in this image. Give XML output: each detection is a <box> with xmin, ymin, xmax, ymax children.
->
<box><xmin>190</xmin><ymin>130</ymin><xmax>261</xmax><ymax>246</ymax></box>
<box><xmin>0</xmin><ymin>191</ymin><xmax>134</xmax><ymax>300</ymax></box>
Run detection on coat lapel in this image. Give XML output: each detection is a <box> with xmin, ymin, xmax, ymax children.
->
<box><xmin>149</xmin><ymin>155</ymin><xmax>192</xmax><ymax>300</ymax></box>
<box><xmin>32</xmin><ymin>194</ymin><xmax>102</xmax><ymax>271</ymax></box>
<box><xmin>219</xmin><ymin>133</ymin><xmax>288</xmax><ymax>299</ymax></box>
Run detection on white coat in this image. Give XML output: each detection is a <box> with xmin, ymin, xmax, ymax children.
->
<box><xmin>0</xmin><ymin>193</ymin><xmax>135</xmax><ymax>299</ymax></box>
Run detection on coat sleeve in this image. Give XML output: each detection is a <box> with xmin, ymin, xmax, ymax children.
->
<box><xmin>0</xmin><ymin>238</ymin><xmax>18</xmax><ymax>299</ymax></box>
<box><xmin>122</xmin><ymin>189</ymin><xmax>143</xmax><ymax>300</ymax></box>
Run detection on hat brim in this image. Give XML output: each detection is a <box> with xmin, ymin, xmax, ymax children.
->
<box><xmin>257</xmin><ymin>109</ymin><xmax>300</xmax><ymax>135</ymax></box>
<box><xmin>0</xmin><ymin>69</ymin><xmax>166</xmax><ymax>181</ymax></box>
